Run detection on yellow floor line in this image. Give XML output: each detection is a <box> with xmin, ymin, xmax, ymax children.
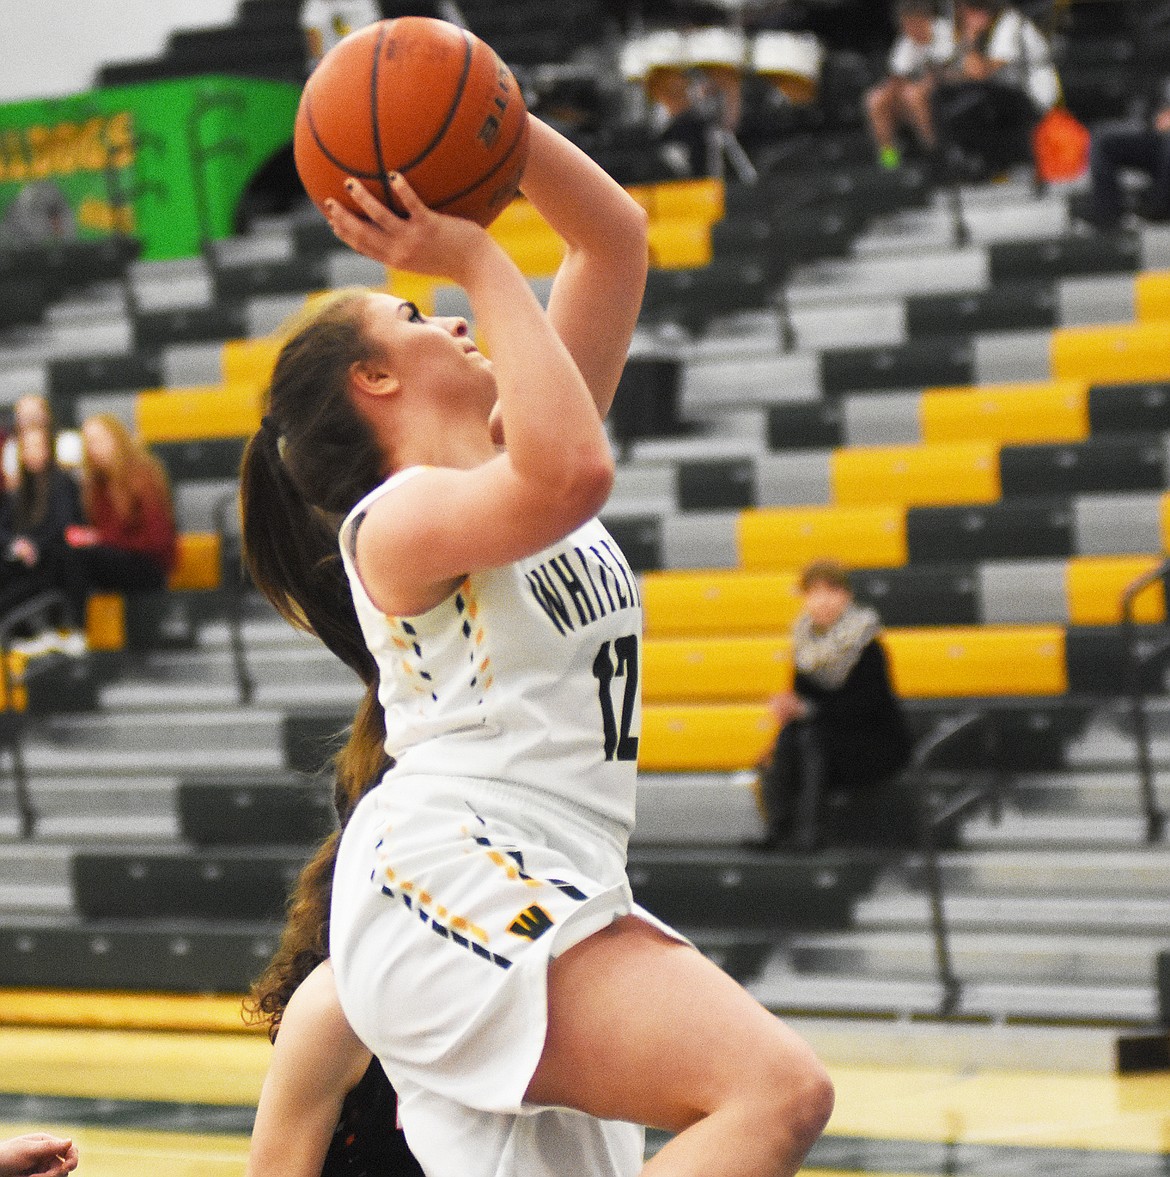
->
<box><xmin>826</xmin><ymin>1064</ymin><xmax>1170</xmax><ymax>1154</ymax></box>
<box><xmin>0</xmin><ymin>1122</ymin><xmax>249</xmax><ymax>1177</ymax></box>
<box><xmin>0</xmin><ymin>989</ymin><xmax>259</xmax><ymax>1035</ymax></box>
<box><xmin>0</xmin><ymin>1027</ymin><xmax>269</xmax><ymax>1106</ymax></box>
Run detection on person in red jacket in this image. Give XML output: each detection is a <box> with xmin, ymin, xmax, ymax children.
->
<box><xmin>57</xmin><ymin>414</ymin><xmax>178</xmax><ymax>644</ymax></box>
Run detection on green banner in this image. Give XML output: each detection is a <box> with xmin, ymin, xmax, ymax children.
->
<box><xmin>0</xmin><ymin>75</ymin><xmax>302</xmax><ymax>261</ymax></box>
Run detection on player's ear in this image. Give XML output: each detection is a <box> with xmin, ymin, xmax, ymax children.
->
<box><xmin>349</xmin><ymin>360</ymin><xmax>400</xmax><ymax>399</ymax></box>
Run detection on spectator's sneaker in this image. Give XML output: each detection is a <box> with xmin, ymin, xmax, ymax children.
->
<box><xmin>10</xmin><ymin>631</ymin><xmax>56</xmax><ymax>657</ymax></box>
<box><xmin>48</xmin><ymin>630</ymin><xmax>87</xmax><ymax>657</ymax></box>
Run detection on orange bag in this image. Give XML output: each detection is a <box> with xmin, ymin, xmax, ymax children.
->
<box><xmin>1033</xmin><ymin>105</ymin><xmax>1091</xmax><ymax>182</ymax></box>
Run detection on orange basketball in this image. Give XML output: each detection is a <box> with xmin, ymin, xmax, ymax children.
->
<box><xmin>294</xmin><ymin>17</ymin><xmax>529</xmax><ymax>228</ymax></box>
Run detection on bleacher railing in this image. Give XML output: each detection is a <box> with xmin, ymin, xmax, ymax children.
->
<box><xmin>907</xmin><ymin>709</ymin><xmax>1001</xmax><ymax>1016</ymax></box>
<box><xmin>213</xmin><ymin>489</ymin><xmax>255</xmax><ymax>707</ymax></box>
<box><xmin>0</xmin><ymin>591</ymin><xmax>68</xmax><ymax>838</ymax></box>
<box><xmin>1121</xmin><ymin>560</ymin><xmax>1170</xmax><ymax>844</ymax></box>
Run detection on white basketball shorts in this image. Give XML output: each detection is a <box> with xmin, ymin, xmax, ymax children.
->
<box><xmin>330</xmin><ymin>771</ymin><xmax>686</xmax><ymax>1177</ymax></box>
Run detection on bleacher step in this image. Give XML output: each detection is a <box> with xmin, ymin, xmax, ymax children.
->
<box><xmin>854</xmin><ymin>891</ymin><xmax>1170</xmax><ymax>934</ymax></box>
<box><xmin>751</xmin><ymin>959</ymin><xmax>1156</xmax><ymax>1024</ymax></box>
<box><xmin>633</xmin><ymin>772</ymin><xmax>762</xmax><ymax>845</ymax></box>
<box><xmin>1010</xmin><ymin>770</ymin><xmax>1170</xmax><ymax>814</ymax></box>
<box><xmin>852</xmin><ymin>197</ymin><xmax>1069</xmax><ymax>256</ymax></box>
<box><xmin>0</xmin><ymin>844</ymin><xmax>72</xmax><ymax>888</ymax></box>
<box><xmin>935</xmin><ymin>848</ymin><xmax>1170</xmax><ymax>895</ymax></box>
<box><xmin>959</xmin><ymin>811</ymin><xmax>1156</xmax><ymax>847</ymax></box>
<box><xmin>0</xmin><ymin>882</ymin><xmax>72</xmax><ymax>916</ymax></box>
<box><xmin>786</xmin><ymin>929</ymin><xmax>1169</xmax><ymax>985</ymax></box>
<box><xmin>783</xmin><ymin>1016</ymin><xmax>1124</xmax><ymax>1074</ymax></box>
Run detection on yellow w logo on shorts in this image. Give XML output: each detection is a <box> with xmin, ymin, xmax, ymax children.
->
<box><xmin>508</xmin><ymin>903</ymin><xmax>555</xmax><ymax>941</ymax></box>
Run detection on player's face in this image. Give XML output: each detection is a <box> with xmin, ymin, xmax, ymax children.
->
<box><xmin>362</xmin><ymin>294</ymin><xmax>495</xmax><ymax>410</ymax></box>
<box><xmin>803</xmin><ymin>581</ymin><xmax>851</xmax><ymax>631</ymax></box>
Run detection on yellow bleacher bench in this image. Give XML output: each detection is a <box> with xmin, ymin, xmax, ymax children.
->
<box><xmin>641</xmin><ymin>570</ymin><xmax>803</xmax><ymax>637</ymax></box>
<box><xmin>648</xmin><ymin>217</ymin><xmax>713</xmax><ymax>269</ymax></box>
<box><xmin>1066</xmin><ymin>555</ymin><xmax>1165</xmax><ymax>626</ymax></box>
<box><xmin>221</xmin><ymin>338</ymin><xmax>283</xmax><ymax>389</ymax></box>
<box><xmin>85</xmin><ymin>534</ymin><xmax>222</xmax><ymax>652</ymax></box>
<box><xmin>642</xmin><ymin>636</ymin><xmax>794</xmax><ymax>703</ymax></box>
<box><xmin>830</xmin><ymin>441</ymin><xmax>1001</xmax><ymax>508</ymax></box>
<box><xmin>136</xmin><ymin>386</ymin><xmax>264</xmax><ymax>444</ymax></box>
<box><xmin>738</xmin><ymin>505</ymin><xmax>908</xmax><ymax>571</ymax></box>
<box><xmin>920</xmin><ymin>380</ymin><xmax>1089</xmax><ymax>446</ymax></box>
<box><xmin>639</xmin><ymin>703</ymin><xmax>775</xmax><ymax>772</ymax></box>
<box><xmin>1051</xmin><ymin>323</ymin><xmax>1170</xmax><ymax>384</ymax></box>
<box><xmin>649</xmin><ymin>178</ymin><xmax>725</xmax><ymax>223</ymax></box>
<box><xmin>1135</xmin><ymin>271</ymin><xmax>1170</xmax><ymax>323</ymax></box>
<box><xmin>885</xmin><ymin>625</ymin><xmax>1067</xmax><ymax>697</ymax></box>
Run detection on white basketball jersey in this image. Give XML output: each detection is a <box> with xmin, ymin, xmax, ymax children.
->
<box><xmin>338</xmin><ymin>471</ymin><xmax>643</xmax><ymax>830</ymax></box>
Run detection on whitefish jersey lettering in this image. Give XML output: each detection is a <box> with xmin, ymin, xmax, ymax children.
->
<box><xmin>339</xmin><ymin>470</ymin><xmax>644</xmax><ymax>831</ymax></box>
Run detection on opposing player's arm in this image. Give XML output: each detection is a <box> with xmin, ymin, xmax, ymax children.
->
<box><xmin>519</xmin><ymin>116</ymin><xmax>649</xmax><ymax>420</ymax></box>
<box><xmin>246</xmin><ymin>963</ymin><xmax>372</xmax><ymax>1177</ymax></box>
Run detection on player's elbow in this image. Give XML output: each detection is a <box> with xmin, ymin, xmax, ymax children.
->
<box><xmin>558</xmin><ymin>446</ymin><xmax>615</xmax><ymax>524</ymax></box>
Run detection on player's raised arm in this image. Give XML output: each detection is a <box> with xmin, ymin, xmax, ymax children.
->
<box><xmin>519</xmin><ymin>116</ymin><xmax>650</xmax><ymax>419</ymax></box>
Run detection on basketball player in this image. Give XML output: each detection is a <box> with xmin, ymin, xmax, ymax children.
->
<box><xmin>239</xmin><ymin>113</ymin><xmax>832</xmax><ymax>1176</ymax></box>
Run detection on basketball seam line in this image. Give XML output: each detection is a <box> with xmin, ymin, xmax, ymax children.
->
<box><xmin>433</xmin><ymin>108</ymin><xmax>527</xmax><ymax>212</ymax></box>
<box><xmin>397</xmin><ymin>27</ymin><xmax>475</xmax><ymax>175</ymax></box>
<box><xmin>370</xmin><ymin>21</ymin><xmax>396</xmax><ymax>207</ymax></box>
<box><xmin>306</xmin><ymin>102</ymin><xmax>383</xmax><ymax>181</ymax></box>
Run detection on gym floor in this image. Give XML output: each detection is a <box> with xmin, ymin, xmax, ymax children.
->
<box><xmin>1</xmin><ymin>1017</ymin><xmax>1168</xmax><ymax>1176</ymax></box>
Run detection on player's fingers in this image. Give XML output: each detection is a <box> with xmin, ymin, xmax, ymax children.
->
<box><xmin>323</xmin><ymin>197</ymin><xmax>392</xmax><ymax>257</ymax></box>
<box><xmin>343</xmin><ymin>177</ymin><xmax>405</xmax><ymax>227</ymax></box>
<box><xmin>385</xmin><ymin>171</ymin><xmax>428</xmax><ymax>218</ymax></box>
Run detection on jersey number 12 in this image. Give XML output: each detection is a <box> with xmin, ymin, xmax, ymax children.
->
<box><xmin>592</xmin><ymin>635</ymin><xmax>640</xmax><ymax>762</ymax></box>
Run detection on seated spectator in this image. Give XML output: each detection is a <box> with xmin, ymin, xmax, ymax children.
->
<box><xmin>932</xmin><ymin>0</ymin><xmax>1059</xmax><ymax>181</ymax></box>
<box><xmin>865</xmin><ymin>0</ymin><xmax>955</xmax><ymax>170</ymax></box>
<box><xmin>1076</xmin><ymin>76</ymin><xmax>1170</xmax><ymax>233</ymax></box>
<box><xmin>1</xmin><ymin>395</ymin><xmax>80</xmax><ymax>490</ymax></box>
<box><xmin>57</xmin><ymin>415</ymin><xmax>177</xmax><ymax>625</ymax></box>
<box><xmin>751</xmin><ymin>560</ymin><xmax>912</xmax><ymax>851</ymax></box>
<box><xmin>0</xmin><ymin>1133</ymin><xmax>77</xmax><ymax>1177</ymax></box>
<box><xmin>0</xmin><ymin>423</ymin><xmax>85</xmax><ymax>653</ymax></box>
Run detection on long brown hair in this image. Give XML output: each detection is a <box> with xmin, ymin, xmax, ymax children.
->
<box><xmin>81</xmin><ymin>413</ymin><xmax>173</xmax><ymax>528</ymax></box>
<box><xmin>241</xmin><ymin>292</ymin><xmax>395</xmax><ymax>1038</ymax></box>
<box><xmin>246</xmin><ymin>687</ymin><xmax>391</xmax><ymax>1040</ymax></box>
<box><xmin>10</xmin><ymin>394</ymin><xmax>59</xmax><ymax>530</ymax></box>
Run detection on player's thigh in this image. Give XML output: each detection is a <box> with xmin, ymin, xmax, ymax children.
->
<box><xmin>526</xmin><ymin>915</ymin><xmax>830</xmax><ymax>1134</ymax></box>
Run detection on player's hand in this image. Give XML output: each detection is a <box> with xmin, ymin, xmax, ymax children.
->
<box><xmin>1155</xmin><ymin>107</ymin><xmax>1170</xmax><ymax>134</ymax></box>
<box><xmin>0</xmin><ymin>1133</ymin><xmax>79</xmax><ymax>1177</ymax></box>
<box><xmin>324</xmin><ymin>174</ymin><xmax>492</xmax><ymax>286</ymax></box>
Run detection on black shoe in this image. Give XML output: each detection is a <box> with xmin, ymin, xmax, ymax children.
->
<box><xmin>1136</xmin><ymin>193</ymin><xmax>1170</xmax><ymax>224</ymax></box>
<box><xmin>1069</xmin><ymin>192</ymin><xmax>1125</xmax><ymax>235</ymax></box>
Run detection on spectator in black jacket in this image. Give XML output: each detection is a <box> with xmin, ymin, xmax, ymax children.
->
<box><xmin>0</xmin><ymin>423</ymin><xmax>86</xmax><ymax>651</ymax></box>
<box><xmin>752</xmin><ymin>559</ymin><xmax>913</xmax><ymax>851</ymax></box>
